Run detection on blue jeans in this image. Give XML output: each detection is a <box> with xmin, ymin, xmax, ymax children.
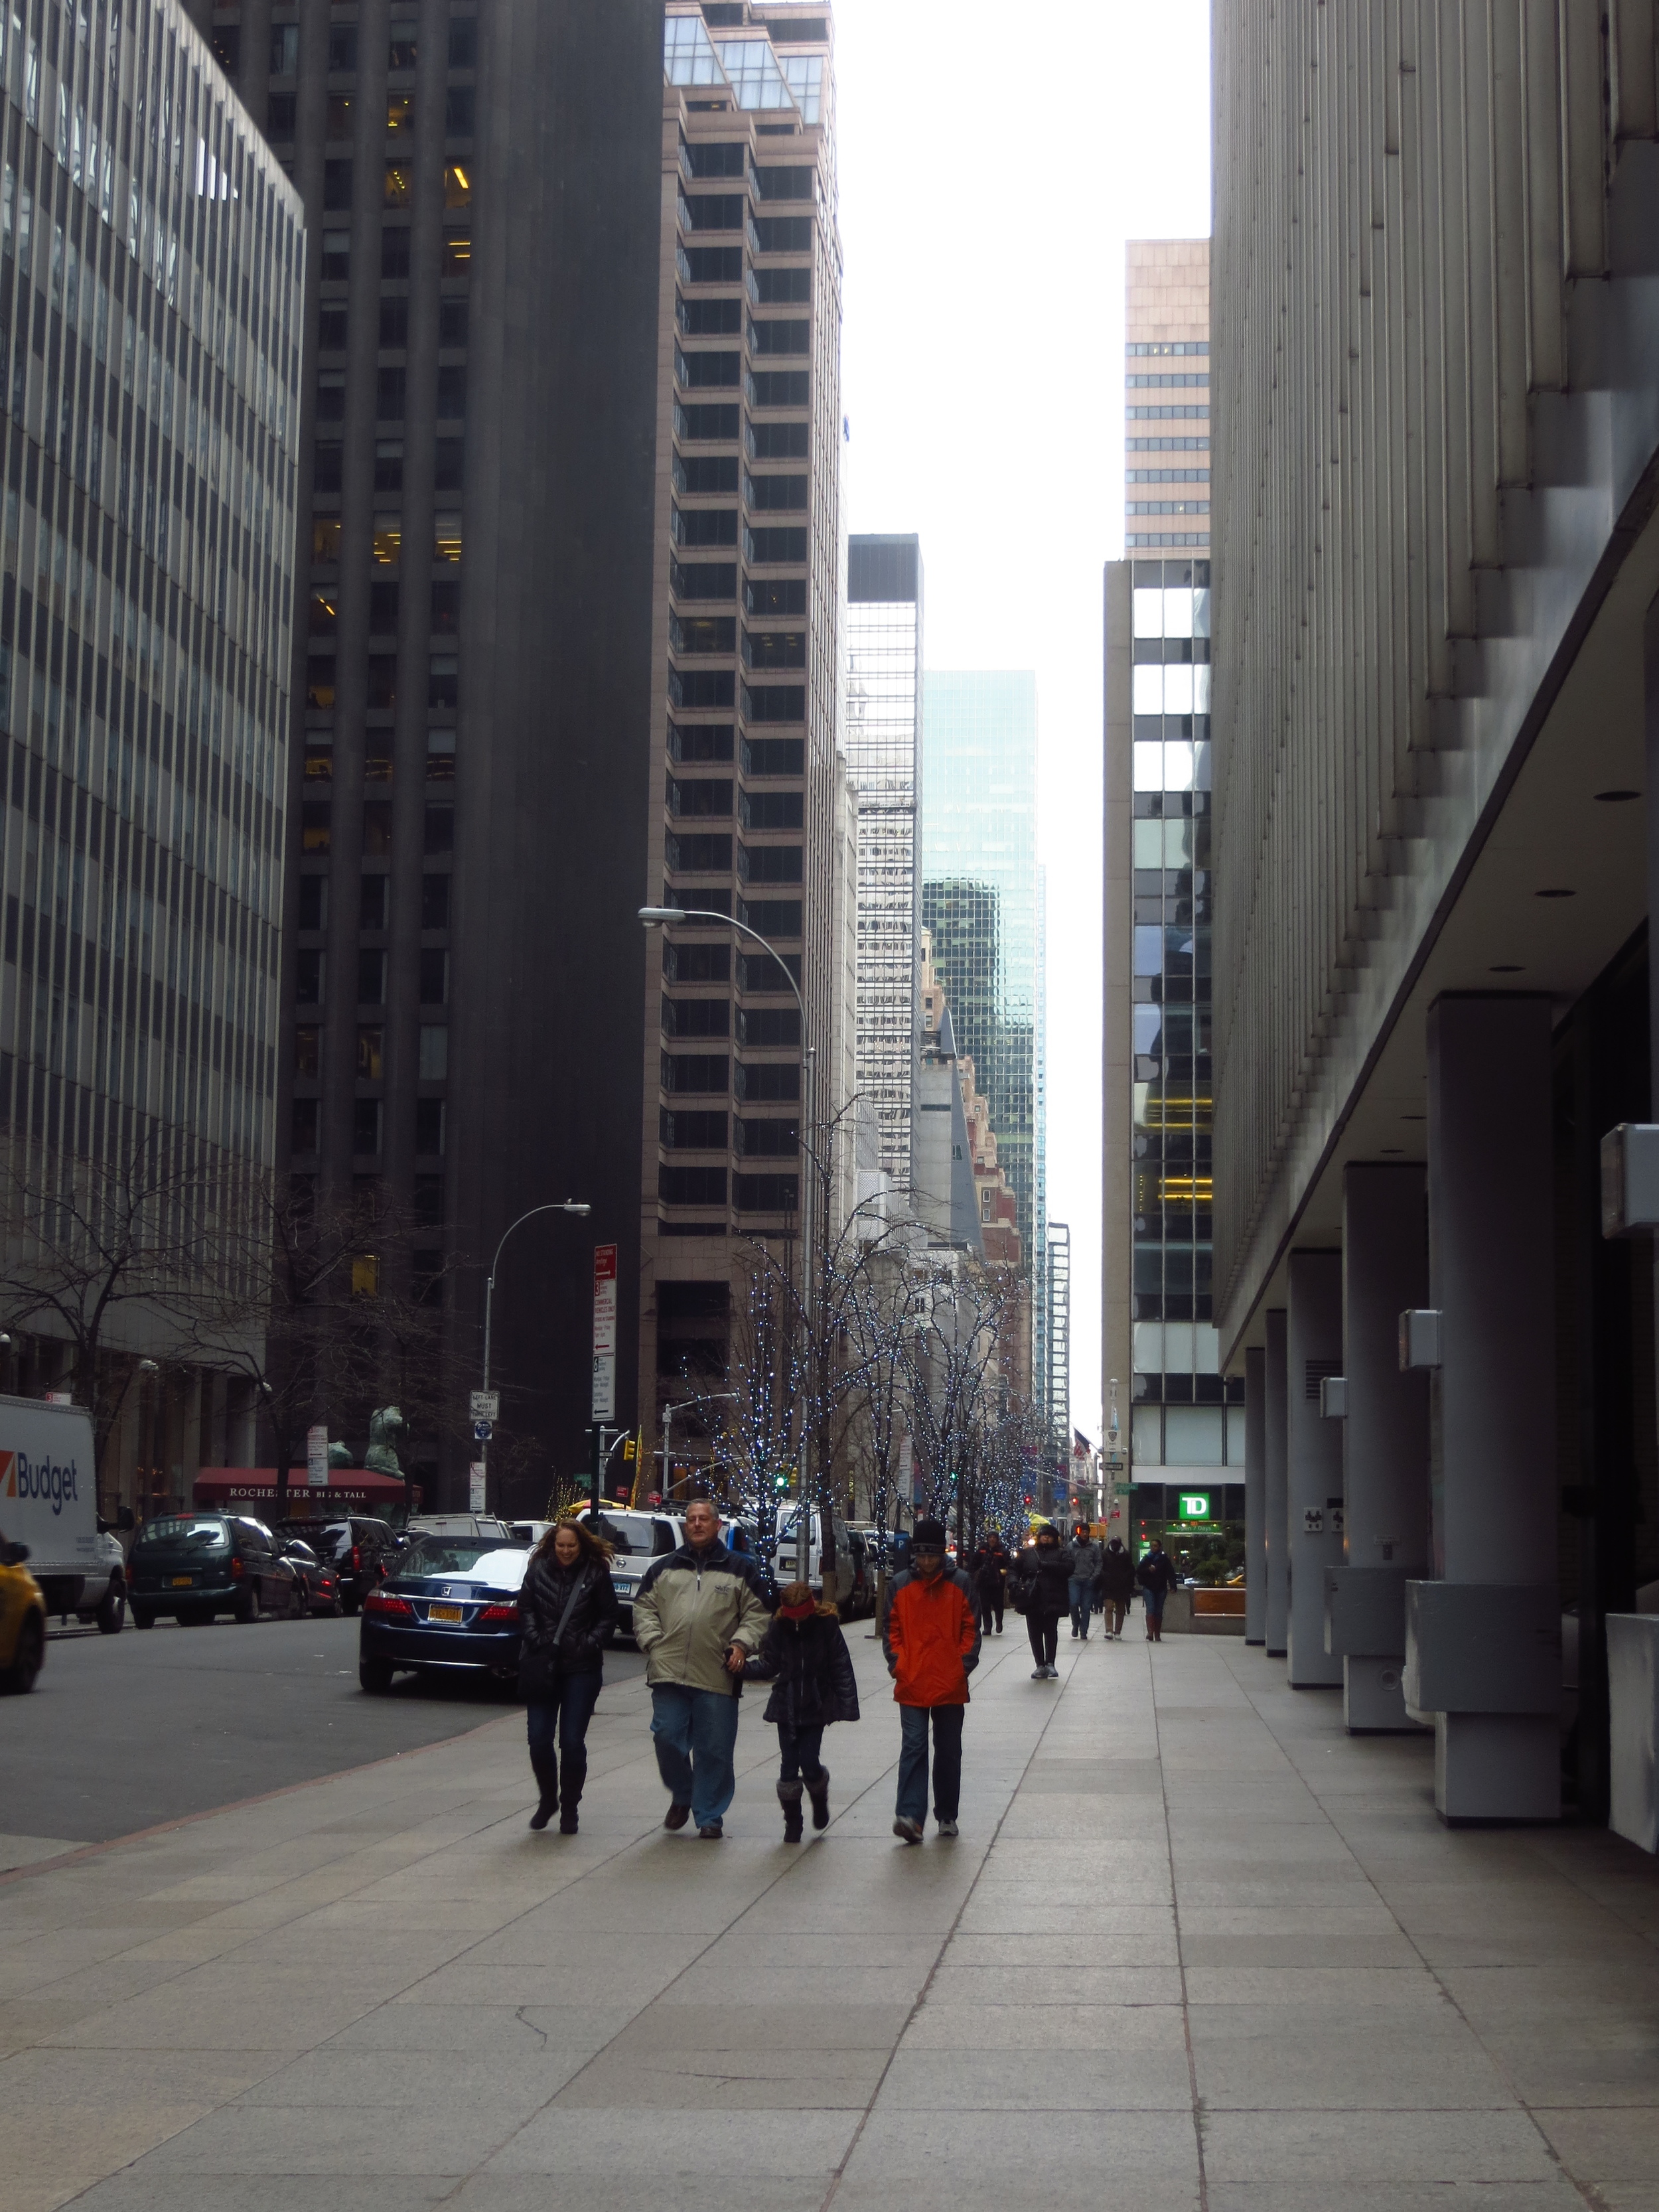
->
<box><xmin>1068</xmin><ymin>1578</ymin><xmax>1095</xmax><ymax>1637</ymax></box>
<box><xmin>1143</xmin><ymin>1586</ymin><xmax>1167</xmax><ymax>1618</ymax></box>
<box><xmin>776</xmin><ymin>1721</ymin><xmax>825</xmax><ymax>1785</ymax></box>
<box><xmin>897</xmin><ymin>1703</ymin><xmax>964</xmax><ymax>1825</ymax></box>
<box><xmin>526</xmin><ymin>1669</ymin><xmax>603</xmax><ymax>1803</ymax></box>
<box><xmin>650</xmin><ymin>1684</ymin><xmax>741</xmax><ymax>1826</ymax></box>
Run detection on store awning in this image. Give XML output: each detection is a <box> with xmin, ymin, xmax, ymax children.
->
<box><xmin>194</xmin><ymin>1468</ymin><xmax>408</xmax><ymax>1512</ymax></box>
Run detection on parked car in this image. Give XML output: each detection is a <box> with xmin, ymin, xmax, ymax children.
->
<box><xmin>358</xmin><ymin>1533</ymin><xmax>530</xmax><ymax>1692</ymax></box>
<box><xmin>577</xmin><ymin>1508</ymin><xmax>686</xmax><ymax>1643</ymax></box>
<box><xmin>274</xmin><ymin>1516</ymin><xmax>399</xmax><ymax>1614</ymax></box>
<box><xmin>279</xmin><ymin>1536</ymin><xmax>343</xmax><ymax>1616</ymax></box>
<box><xmin>0</xmin><ymin>1530</ymin><xmax>46</xmax><ymax>1692</ymax></box>
<box><xmin>128</xmin><ymin>1514</ymin><xmax>301</xmax><ymax>1627</ymax></box>
<box><xmin>772</xmin><ymin>1507</ymin><xmax>859</xmax><ymax>1611</ymax></box>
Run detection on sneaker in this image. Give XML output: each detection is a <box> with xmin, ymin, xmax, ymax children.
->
<box><xmin>697</xmin><ymin>1820</ymin><xmax>723</xmax><ymax>1840</ymax></box>
<box><xmin>936</xmin><ymin>1817</ymin><xmax>959</xmax><ymax>1838</ymax></box>
<box><xmin>893</xmin><ymin>1816</ymin><xmax>924</xmax><ymax>1844</ymax></box>
<box><xmin>663</xmin><ymin>1804</ymin><xmax>691</xmax><ymax>1831</ymax></box>
<box><xmin>1031</xmin><ymin>1667</ymin><xmax>1046</xmax><ymax>1679</ymax></box>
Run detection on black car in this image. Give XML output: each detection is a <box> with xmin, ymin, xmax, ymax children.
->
<box><xmin>129</xmin><ymin>1514</ymin><xmax>301</xmax><ymax>1627</ymax></box>
<box><xmin>274</xmin><ymin>1516</ymin><xmax>399</xmax><ymax>1615</ymax></box>
<box><xmin>279</xmin><ymin>1537</ymin><xmax>343</xmax><ymax>1617</ymax></box>
<box><xmin>357</xmin><ymin>1532</ymin><xmax>528</xmax><ymax>1693</ymax></box>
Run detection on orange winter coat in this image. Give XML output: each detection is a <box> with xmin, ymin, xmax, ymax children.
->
<box><xmin>879</xmin><ymin>1566</ymin><xmax>981</xmax><ymax>1706</ymax></box>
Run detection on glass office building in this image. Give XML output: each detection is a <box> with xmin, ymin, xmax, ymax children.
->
<box><xmin>845</xmin><ymin>532</ymin><xmax>920</xmax><ymax>1190</ymax></box>
<box><xmin>920</xmin><ymin>669</ymin><xmax>1039</xmax><ymax>1275</ymax></box>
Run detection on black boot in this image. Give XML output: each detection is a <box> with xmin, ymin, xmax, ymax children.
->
<box><xmin>559</xmin><ymin>1748</ymin><xmax>587</xmax><ymax>1835</ymax></box>
<box><xmin>528</xmin><ymin>1744</ymin><xmax>559</xmax><ymax>1831</ymax></box>
<box><xmin>777</xmin><ymin>1779</ymin><xmax>805</xmax><ymax>1841</ymax></box>
<box><xmin>806</xmin><ymin>1766</ymin><xmax>831</xmax><ymax>1830</ymax></box>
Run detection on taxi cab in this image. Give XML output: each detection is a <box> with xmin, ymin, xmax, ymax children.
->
<box><xmin>0</xmin><ymin>1530</ymin><xmax>46</xmax><ymax>1694</ymax></box>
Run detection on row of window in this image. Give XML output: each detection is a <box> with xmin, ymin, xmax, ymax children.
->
<box><xmin>305</xmin><ymin>656</ymin><xmax>461</xmax><ymax>713</ymax></box>
<box><xmin>292</xmin><ymin>1094</ymin><xmax>449</xmax><ymax>1159</ymax></box>
<box><xmin>298</xmin><ymin>804</ymin><xmax>454</xmax><ymax>858</ymax></box>
<box><xmin>321</xmin><ymin>161</ymin><xmax>473</xmax><ymax>212</ymax></box>
<box><xmin>673</xmin><ymin>422</ymin><xmax>810</xmax><ymax>477</ymax></box>
<box><xmin>1127</xmin><ymin>405</ymin><xmax>1210</xmax><ymax>421</ymax></box>
<box><xmin>318</xmin><ymin>297</ymin><xmax>470</xmax><ymax>350</ymax></box>
<box><xmin>234</xmin><ymin>20</ymin><xmax>479</xmax><ymax>76</ymax></box>
<box><xmin>680</xmin><ymin>219</ymin><xmax>812</xmax><ymax>276</ymax></box>
<box><xmin>667</xmin><ymin>674</ymin><xmax>806</xmax><ymax>721</ymax></box>
<box><xmin>294</xmin><ymin>944</ymin><xmax>449</xmax><ymax>1008</ymax></box>
<box><xmin>670</xmin><ymin>619</ymin><xmax>806</xmax><ymax>668</ymax></box>
<box><xmin>670</xmin><ymin>568</ymin><xmax>806</xmax><ymax>615</ymax></box>
<box><xmin>665</xmin><ymin>836</ymin><xmax>802</xmax><ymax>880</ymax></box>
<box><xmin>669</xmin><ymin>727</ymin><xmax>803</xmax><ymax>774</ymax></box>
<box><xmin>1127</xmin><ymin>437</ymin><xmax>1210</xmax><ymax>453</ymax></box>
<box><xmin>1127</xmin><ymin>470</ymin><xmax>1210</xmax><ymax>485</ymax></box>
<box><xmin>660</xmin><ymin>1167</ymin><xmax>800</xmax><ymax>1210</ymax></box>
<box><xmin>269</xmin><ymin>90</ymin><xmax>476</xmax><ymax>143</ymax></box>
<box><xmin>320</xmin><ymin>228</ymin><xmax>471</xmax><ymax>282</ymax></box>
<box><xmin>312</xmin><ymin>370</ymin><xmax>467</xmax><ymax>445</ymax></box>
<box><xmin>1125</xmin><ymin>340</ymin><xmax>1208</xmax><ymax>356</ymax></box>
<box><xmin>671</xmin><ymin>520</ymin><xmax>810</xmax><ymax>568</ymax></box>
<box><xmin>661</xmin><ymin>1054</ymin><xmax>798</xmax><ymax>1097</ymax></box>
<box><xmin>676</xmin><ymin>270</ymin><xmax>811</xmax><ymax>323</ymax></box>
<box><xmin>672</xmin><ymin>475</ymin><xmax>808</xmax><ymax>516</ymax></box>
<box><xmin>660</xmin><ymin>1110</ymin><xmax>799</xmax><ymax>1153</ymax></box>
<box><xmin>668</xmin><ymin>782</ymin><xmax>803</xmax><ymax>828</ymax></box>
<box><xmin>676</xmin><ymin>350</ymin><xmax>814</xmax><ymax>395</ymax></box>
<box><xmin>1128</xmin><ymin>500</ymin><xmax>1210</xmax><ymax>516</ymax></box>
<box><xmin>297</xmin><ymin>1018</ymin><xmax>450</xmax><ymax>1080</ymax></box>
<box><xmin>662</xmin><ymin>999</ymin><xmax>801</xmax><ymax>1043</ymax></box>
<box><xmin>310</xmin><ymin>583</ymin><xmax>461</xmax><ymax>631</ymax></box>
<box><xmin>297</xmin><ymin>873</ymin><xmax>451</xmax><ymax>932</ymax></box>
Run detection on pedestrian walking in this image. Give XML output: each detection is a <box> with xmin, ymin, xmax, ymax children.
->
<box><xmin>517</xmin><ymin>1517</ymin><xmax>622</xmax><ymax>1834</ymax></box>
<box><xmin>1137</xmin><ymin>1539</ymin><xmax>1179</xmax><ymax>1643</ymax></box>
<box><xmin>1067</xmin><ymin>1522</ymin><xmax>1104</xmax><ymax>1641</ymax></box>
<box><xmin>972</xmin><ymin>1534</ymin><xmax>1011</xmax><ymax>1637</ymax></box>
<box><xmin>742</xmin><ymin>1580</ymin><xmax>860</xmax><ymax>1839</ymax></box>
<box><xmin>880</xmin><ymin>1516</ymin><xmax>979</xmax><ymax>1843</ymax></box>
<box><xmin>1099</xmin><ymin>1536</ymin><xmax>1136</xmax><ymax>1639</ymax></box>
<box><xmin>631</xmin><ymin>1495</ymin><xmax>770</xmax><ymax>1838</ymax></box>
<box><xmin>1011</xmin><ymin>1524</ymin><xmax>1073</xmax><ymax>1678</ymax></box>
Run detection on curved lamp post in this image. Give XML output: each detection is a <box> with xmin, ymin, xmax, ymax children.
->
<box><xmin>480</xmin><ymin>1201</ymin><xmax>591</xmax><ymax>1509</ymax></box>
<box><xmin>641</xmin><ymin>905</ymin><xmax>818</xmax><ymax>1586</ymax></box>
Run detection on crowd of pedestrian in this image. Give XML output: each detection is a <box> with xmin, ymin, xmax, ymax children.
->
<box><xmin>513</xmin><ymin>1507</ymin><xmax>1188</xmax><ymax>1846</ymax></box>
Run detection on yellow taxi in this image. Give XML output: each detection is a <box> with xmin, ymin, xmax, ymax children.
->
<box><xmin>0</xmin><ymin>1528</ymin><xmax>46</xmax><ymax>1693</ymax></box>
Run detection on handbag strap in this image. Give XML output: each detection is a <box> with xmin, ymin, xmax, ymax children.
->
<box><xmin>547</xmin><ymin>1562</ymin><xmax>591</xmax><ymax>1649</ymax></box>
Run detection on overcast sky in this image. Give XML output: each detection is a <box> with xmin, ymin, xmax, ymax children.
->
<box><xmin>833</xmin><ymin>0</ymin><xmax>1212</xmax><ymax>1439</ymax></box>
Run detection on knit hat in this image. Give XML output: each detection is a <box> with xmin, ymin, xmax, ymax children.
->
<box><xmin>912</xmin><ymin>1518</ymin><xmax>948</xmax><ymax>1549</ymax></box>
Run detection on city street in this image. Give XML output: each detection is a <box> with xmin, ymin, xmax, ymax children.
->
<box><xmin>3</xmin><ymin>1616</ymin><xmax>646</xmax><ymax>1864</ymax></box>
<box><xmin>5</xmin><ymin>1631</ymin><xmax>1659</xmax><ymax>2212</ymax></box>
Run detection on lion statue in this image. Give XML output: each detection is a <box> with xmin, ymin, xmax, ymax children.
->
<box><xmin>364</xmin><ymin>1405</ymin><xmax>408</xmax><ymax>1479</ymax></box>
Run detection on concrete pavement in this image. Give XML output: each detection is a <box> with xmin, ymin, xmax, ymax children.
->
<box><xmin>3</xmin><ymin>1624</ymin><xmax>1658</xmax><ymax>2211</ymax></box>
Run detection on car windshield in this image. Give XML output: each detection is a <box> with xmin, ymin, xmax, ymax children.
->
<box><xmin>135</xmin><ymin>1518</ymin><xmax>229</xmax><ymax>1550</ymax></box>
<box><xmin>396</xmin><ymin>1539</ymin><xmax>528</xmax><ymax>1585</ymax></box>
<box><xmin>277</xmin><ymin>1522</ymin><xmax>347</xmax><ymax>1556</ymax></box>
<box><xmin>588</xmin><ymin>1512</ymin><xmax>673</xmax><ymax>1556</ymax></box>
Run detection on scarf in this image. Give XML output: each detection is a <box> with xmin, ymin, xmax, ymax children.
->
<box><xmin>778</xmin><ymin>1598</ymin><xmax>816</xmax><ymax>1621</ymax></box>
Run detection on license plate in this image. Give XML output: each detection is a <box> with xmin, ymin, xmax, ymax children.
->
<box><xmin>428</xmin><ymin>1602</ymin><xmax>463</xmax><ymax>1623</ymax></box>
<box><xmin>171</xmin><ymin>1575</ymin><xmax>193</xmax><ymax>1587</ymax></box>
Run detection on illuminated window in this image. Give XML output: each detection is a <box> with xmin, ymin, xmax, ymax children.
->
<box><xmin>326</xmin><ymin>94</ymin><xmax>352</xmax><ymax>139</ymax></box>
<box><xmin>386</xmin><ymin>94</ymin><xmax>414</xmax><ymax>135</ymax></box>
<box><xmin>443</xmin><ymin>226</ymin><xmax>470</xmax><ymax>275</ymax></box>
<box><xmin>433</xmin><ymin>518</ymin><xmax>462</xmax><ymax>564</ymax></box>
<box><xmin>304</xmin><ymin>742</ymin><xmax>334</xmax><ymax>782</ymax></box>
<box><xmin>356</xmin><ymin>1027</ymin><xmax>386</xmax><ymax>1080</ymax></box>
<box><xmin>372</xmin><ymin>523</ymin><xmax>402</xmax><ymax>566</ymax></box>
<box><xmin>443</xmin><ymin>164</ymin><xmax>472</xmax><ymax>208</ymax></box>
<box><xmin>308</xmin><ymin>592</ymin><xmax>338</xmax><ymax>636</ymax></box>
<box><xmin>305</xmin><ymin>660</ymin><xmax>336</xmax><ymax>711</ymax></box>
<box><xmin>295</xmin><ymin>1027</ymin><xmax>321</xmax><ymax>1076</ymax></box>
<box><xmin>384</xmin><ymin>163</ymin><xmax>413</xmax><ymax>207</ymax></box>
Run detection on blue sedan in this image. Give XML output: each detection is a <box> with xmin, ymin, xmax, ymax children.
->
<box><xmin>357</xmin><ymin>1535</ymin><xmax>529</xmax><ymax>1694</ymax></box>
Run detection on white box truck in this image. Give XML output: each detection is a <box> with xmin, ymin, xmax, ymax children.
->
<box><xmin>0</xmin><ymin>1394</ymin><xmax>126</xmax><ymax>1631</ymax></box>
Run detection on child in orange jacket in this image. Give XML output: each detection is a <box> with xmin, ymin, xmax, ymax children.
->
<box><xmin>879</xmin><ymin>1518</ymin><xmax>981</xmax><ymax>1843</ymax></box>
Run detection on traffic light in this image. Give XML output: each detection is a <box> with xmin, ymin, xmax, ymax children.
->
<box><xmin>622</xmin><ymin>1436</ymin><xmax>637</xmax><ymax>1463</ymax></box>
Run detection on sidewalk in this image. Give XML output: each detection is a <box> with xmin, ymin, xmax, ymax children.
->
<box><xmin>3</xmin><ymin>1625</ymin><xmax>1658</xmax><ymax>2212</ymax></box>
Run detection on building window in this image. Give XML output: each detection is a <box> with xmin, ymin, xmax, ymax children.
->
<box><xmin>295</xmin><ymin>1027</ymin><xmax>321</xmax><ymax>1077</ymax></box>
<box><xmin>734</xmin><ymin>1173</ymin><xmax>798</xmax><ymax>1212</ymax></box>
<box><xmin>419</xmin><ymin>948</ymin><xmax>450</xmax><ymax>1003</ymax></box>
<box><xmin>296</xmin><ymin>950</ymin><xmax>326</xmax><ymax>1004</ymax></box>
<box><xmin>449</xmin><ymin>17</ymin><xmax>477</xmax><ymax>66</ymax></box>
<box><xmin>302</xmin><ymin>805</ymin><xmax>332</xmax><ymax>855</ymax></box>
<box><xmin>353</xmin><ymin>1100</ymin><xmax>384</xmax><ymax>1157</ymax></box>
<box><xmin>298</xmin><ymin>878</ymin><xmax>328</xmax><ymax>931</ymax></box>
<box><xmin>271</xmin><ymin>23</ymin><xmax>300</xmax><ymax>72</ymax></box>
<box><xmin>291</xmin><ymin>1098</ymin><xmax>319</xmax><ymax>1153</ymax></box>
<box><xmin>421</xmin><ymin>874</ymin><xmax>452</xmax><ymax>929</ymax></box>
<box><xmin>388</xmin><ymin>93</ymin><xmax>415</xmax><ymax>135</ymax></box>
<box><xmin>357</xmin><ymin>1027</ymin><xmax>386</xmax><ymax>1080</ymax></box>
<box><xmin>419</xmin><ymin>1025</ymin><xmax>449</xmax><ymax>1080</ymax></box>
<box><xmin>437</xmin><ymin>366</ymin><xmax>467</xmax><ymax>419</ymax></box>
<box><xmin>416</xmin><ymin>1099</ymin><xmax>447</xmax><ymax>1156</ymax></box>
<box><xmin>358</xmin><ymin>951</ymin><xmax>388</xmax><ymax>1006</ymax></box>
<box><xmin>660</xmin><ymin>1165</ymin><xmax>728</xmax><ymax>1207</ymax></box>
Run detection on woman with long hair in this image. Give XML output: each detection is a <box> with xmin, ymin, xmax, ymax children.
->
<box><xmin>518</xmin><ymin>1517</ymin><xmax>620</xmax><ymax>1833</ymax></box>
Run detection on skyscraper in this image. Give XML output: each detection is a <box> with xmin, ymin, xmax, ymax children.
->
<box><xmin>192</xmin><ymin>0</ymin><xmax>665</xmax><ymax>1504</ymax></box>
<box><xmin>0</xmin><ymin>0</ymin><xmax>305</xmax><ymax>1511</ymax></box>
<box><xmin>638</xmin><ymin>6</ymin><xmax>845</xmax><ymax>1457</ymax></box>
<box><xmin>920</xmin><ymin>671</ymin><xmax>1039</xmax><ymax>1278</ymax></box>
<box><xmin>845</xmin><ymin>532</ymin><xmax>921</xmax><ymax>1192</ymax></box>
<box><xmin>1104</xmin><ymin>240</ymin><xmax>1246</xmax><ymax>1530</ymax></box>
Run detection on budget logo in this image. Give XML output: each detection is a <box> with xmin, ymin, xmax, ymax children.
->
<box><xmin>6</xmin><ymin>1451</ymin><xmax>78</xmax><ymax>1512</ymax></box>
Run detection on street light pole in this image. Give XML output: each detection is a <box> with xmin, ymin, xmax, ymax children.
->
<box><xmin>658</xmin><ymin>1390</ymin><xmax>739</xmax><ymax>1505</ymax></box>
<box><xmin>478</xmin><ymin>1200</ymin><xmax>591</xmax><ymax>1511</ymax></box>
<box><xmin>641</xmin><ymin>907</ymin><xmax>818</xmax><ymax>1589</ymax></box>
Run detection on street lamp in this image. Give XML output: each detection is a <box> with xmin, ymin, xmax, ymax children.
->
<box><xmin>479</xmin><ymin>1201</ymin><xmax>591</xmax><ymax>1511</ymax></box>
<box><xmin>642</xmin><ymin>905</ymin><xmax>818</xmax><ymax>1587</ymax></box>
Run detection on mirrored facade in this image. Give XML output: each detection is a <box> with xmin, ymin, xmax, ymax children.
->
<box><xmin>845</xmin><ymin>532</ymin><xmax>920</xmax><ymax>1190</ymax></box>
<box><xmin>0</xmin><ymin>0</ymin><xmax>302</xmax><ymax>1181</ymax></box>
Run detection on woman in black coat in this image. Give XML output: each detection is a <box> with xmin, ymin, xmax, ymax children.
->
<box><xmin>518</xmin><ymin>1518</ymin><xmax>620</xmax><ymax>1834</ymax></box>
<box><xmin>1012</xmin><ymin>1526</ymin><xmax>1074</xmax><ymax>1680</ymax></box>
<box><xmin>1099</xmin><ymin>1537</ymin><xmax>1137</xmax><ymax>1640</ymax></box>
<box><xmin>743</xmin><ymin>1582</ymin><xmax>860</xmax><ymax>1839</ymax></box>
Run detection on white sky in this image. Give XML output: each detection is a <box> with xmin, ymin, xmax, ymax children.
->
<box><xmin>834</xmin><ymin>0</ymin><xmax>1212</xmax><ymax>1441</ymax></box>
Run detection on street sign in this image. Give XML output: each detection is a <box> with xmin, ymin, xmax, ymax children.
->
<box><xmin>472</xmin><ymin>1419</ymin><xmax>493</xmax><ymax>1443</ymax></box>
<box><xmin>306</xmin><ymin>1424</ymin><xmax>328</xmax><ymax>1488</ymax></box>
<box><xmin>468</xmin><ymin>1461</ymin><xmax>486</xmax><ymax>1511</ymax></box>
<box><xmin>591</xmin><ymin>1243</ymin><xmax>617</xmax><ymax>1421</ymax></box>
<box><xmin>469</xmin><ymin>1390</ymin><xmax>499</xmax><ymax>1422</ymax></box>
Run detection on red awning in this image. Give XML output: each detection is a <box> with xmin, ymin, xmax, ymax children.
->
<box><xmin>194</xmin><ymin>1467</ymin><xmax>409</xmax><ymax>1511</ymax></box>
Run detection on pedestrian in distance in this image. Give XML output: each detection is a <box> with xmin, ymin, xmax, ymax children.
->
<box><xmin>743</xmin><ymin>1579</ymin><xmax>860</xmax><ymax>1839</ymax></box>
<box><xmin>1068</xmin><ymin>1521</ymin><xmax>1104</xmax><ymax>1642</ymax></box>
<box><xmin>1099</xmin><ymin>1536</ymin><xmax>1136</xmax><ymax>1640</ymax></box>
<box><xmin>517</xmin><ymin>1516</ymin><xmax>621</xmax><ymax>1834</ymax></box>
<box><xmin>972</xmin><ymin>1533</ymin><xmax>1011</xmax><ymax>1637</ymax></box>
<box><xmin>632</xmin><ymin>1495</ymin><xmax>770</xmax><ymax>1838</ymax></box>
<box><xmin>880</xmin><ymin>1516</ymin><xmax>979</xmax><ymax>1843</ymax></box>
<box><xmin>1137</xmin><ymin>1539</ymin><xmax>1180</xmax><ymax>1643</ymax></box>
<box><xmin>1012</xmin><ymin>1524</ymin><xmax>1074</xmax><ymax>1678</ymax></box>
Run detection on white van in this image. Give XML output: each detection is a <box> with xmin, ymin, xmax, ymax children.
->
<box><xmin>0</xmin><ymin>1394</ymin><xmax>127</xmax><ymax>1631</ymax></box>
<box><xmin>772</xmin><ymin>1507</ymin><xmax>859</xmax><ymax>1612</ymax></box>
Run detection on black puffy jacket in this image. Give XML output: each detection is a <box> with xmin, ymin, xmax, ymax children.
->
<box><xmin>1014</xmin><ymin>1543</ymin><xmax>1075</xmax><ymax>1620</ymax></box>
<box><xmin>743</xmin><ymin>1608</ymin><xmax>861</xmax><ymax>1728</ymax></box>
<box><xmin>518</xmin><ymin>1553</ymin><xmax>620</xmax><ymax>1678</ymax></box>
<box><xmin>1099</xmin><ymin>1542</ymin><xmax>1137</xmax><ymax>1602</ymax></box>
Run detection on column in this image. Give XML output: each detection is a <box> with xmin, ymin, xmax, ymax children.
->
<box><xmin>1244</xmin><ymin>1344</ymin><xmax>1267</xmax><ymax>1644</ymax></box>
<box><xmin>1263</xmin><ymin>1307</ymin><xmax>1288</xmax><ymax>1656</ymax></box>
<box><xmin>1410</xmin><ymin>993</ymin><xmax>1559</xmax><ymax>1821</ymax></box>
<box><xmin>1333</xmin><ymin>1163</ymin><xmax>1431</xmax><ymax>1730</ymax></box>
<box><xmin>1286</xmin><ymin>1251</ymin><xmax>1343</xmax><ymax>1686</ymax></box>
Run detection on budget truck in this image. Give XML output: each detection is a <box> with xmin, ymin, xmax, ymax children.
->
<box><xmin>0</xmin><ymin>1394</ymin><xmax>125</xmax><ymax>1642</ymax></box>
